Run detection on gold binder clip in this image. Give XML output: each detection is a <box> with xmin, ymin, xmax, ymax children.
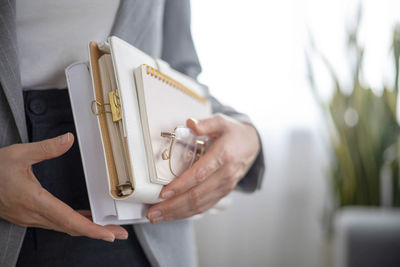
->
<box><xmin>91</xmin><ymin>99</ymin><xmax>110</xmax><ymax>115</ymax></box>
<box><xmin>91</xmin><ymin>89</ymin><xmax>122</xmax><ymax>122</ymax></box>
<box><xmin>108</xmin><ymin>90</ymin><xmax>122</xmax><ymax>122</ymax></box>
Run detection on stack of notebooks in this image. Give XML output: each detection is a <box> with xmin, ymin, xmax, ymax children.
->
<box><xmin>65</xmin><ymin>36</ymin><xmax>229</xmax><ymax>225</ymax></box>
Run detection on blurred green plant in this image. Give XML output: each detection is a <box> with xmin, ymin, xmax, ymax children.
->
<box><xmin>306</xmin><ymin>11</ymin><xmax>400</xmax><ymax>208</ymax></box>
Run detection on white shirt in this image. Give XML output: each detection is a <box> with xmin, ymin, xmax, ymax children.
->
<box><xmin>16</xmin><ymin>0</ymin><xmax>120</xmax><ymax>90</ymax></box>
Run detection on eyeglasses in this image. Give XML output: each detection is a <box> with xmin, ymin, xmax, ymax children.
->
<box><xmin>161</xmin><ymin>126</ymin><xmax>209</xmax><ymax>177</ymax></box>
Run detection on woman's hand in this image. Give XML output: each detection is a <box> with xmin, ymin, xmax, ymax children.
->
<box><xmin>0</xmin><ymin>133</ymin><xmax>128</xmax><ymax>242</ymax></box>
<box><xmin>147</xmin><ymin>114</ymin><xmax>260</xmax><ymax>223</ymax></box>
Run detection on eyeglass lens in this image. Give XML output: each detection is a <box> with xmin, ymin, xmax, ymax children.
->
<box><xmin>169</xmin><ymin>127</ymin><xmax>198</xmax><ymax>176</ymax></box>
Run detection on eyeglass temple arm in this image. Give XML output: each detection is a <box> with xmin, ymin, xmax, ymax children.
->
<box><xmin>161</xmin><ymin>132</ymin><xmax>175</xmax><ymax>138</ymax></box>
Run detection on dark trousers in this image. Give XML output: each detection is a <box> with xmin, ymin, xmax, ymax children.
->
<box><xmin>16</xmin><ymin>89</ymin><xmax>151</xmax><ymax>267</ymax></box>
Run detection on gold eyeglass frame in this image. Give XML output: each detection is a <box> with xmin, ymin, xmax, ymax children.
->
<box><xmin>160</xmin><ymin>127</ymin><xmax>207</xmax><ymax>177</ymax></box>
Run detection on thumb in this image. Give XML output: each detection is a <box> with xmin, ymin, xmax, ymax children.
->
<box><xmin>186</xmin><ymin>114</ymin><xmax>227</xmax><ymax>136</ymax></box>
<box><xmin>23</xmin><ymin>133</ymin><xmax>74</xmax><ymax>164</ymax></box>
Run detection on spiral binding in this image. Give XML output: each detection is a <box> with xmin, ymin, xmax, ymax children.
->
<box><xmin>145</xmin><ymin>65</ymin><xmax>207</xmax><ymax>104</ymax></box>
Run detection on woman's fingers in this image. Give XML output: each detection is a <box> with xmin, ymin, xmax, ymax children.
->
<box><xmin>76</xmin><ymin>209</ymin><xmax>92</xmax><ymax>219</ymax></box>
<box><xmin>69</xmin><ymin>210</ymin><xmax>129</xmax><ymax>240</ymax></box>
<box><xmin>19</xmin><ymin>133</ymin><xmax>74</xmax><ymax>165</ymax></box>
<box><xmin>160</xmin><ymin>141</ymin><xmax>225</xmax><ymax>199</ymax></box>
<box><xmin>0</xmin><ymin>134</ymin><xmax>130</xmax><ymax>242</ymax></box>
<box><xmin>104</xmin><ymin>225</ymin><xmax>129</xmax><ymax>240</ymax></box>
<box><xmin>34</xmin><ymin>188</ymin><xmax>123</xmax><ymax>242</ymax></box>
<box><xmin>148</xmin><ymin>164</ymin><xmax>239</xmax><ymax>223</ymax></box>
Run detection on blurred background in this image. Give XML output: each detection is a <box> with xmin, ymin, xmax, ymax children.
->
<box><xmin>190</xmin><ymin>0</ymin><xmax>400</xmax><ymax>266</ymax></box>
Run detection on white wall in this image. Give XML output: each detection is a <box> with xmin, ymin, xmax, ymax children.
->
<box><xmin>190</xmin><ymin>1</ymin><xmax>400</xmax><ymax>266</ymax></box>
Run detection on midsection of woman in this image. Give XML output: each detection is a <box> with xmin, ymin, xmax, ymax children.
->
<box><xmin>15</xmin><ymin>2</ymin><xmax>151</xmax><ymax>266</ymax></box>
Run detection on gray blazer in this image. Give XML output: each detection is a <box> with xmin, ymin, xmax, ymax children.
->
<box><xmin>0</xmin><ymin>0</ymin><xmax>265</xmax><ymax>266</ymax></box>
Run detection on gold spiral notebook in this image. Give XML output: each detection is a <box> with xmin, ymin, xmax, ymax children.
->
<box><xmin>134</xmin><ymin>64</ymin><xmax>211</xmax><ymax>185</ymax></box>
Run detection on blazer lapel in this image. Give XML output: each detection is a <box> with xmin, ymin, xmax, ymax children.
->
<box><xmin>0</xmin><ymin>0</ymin><xmax>28</xmax><ymax>142</ymax></box>
<box><xmin>111</xmin><ymin>0</ymin><xmax>158</xmax><ymax>49</ymax></box>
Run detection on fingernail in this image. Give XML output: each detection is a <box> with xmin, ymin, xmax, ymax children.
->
<box><xmin>104</xmin><ymin>236</ymin><xmax>115</xmax><ymax>242</ymax></box>
<box><xmin>151</xmin><ymin>216</ymin><xmax>163</xmax><ymax>224</ymax></box>
<box><xmin>148</xmin><ymin>210</ymin><xmax>161</xmax><ymax>220</ymax></box>
<box><xmin>190</xmin><ymin>118</ymin><xmax>198</xmax><ymax>125</ymax></box>
<box><xmin>115</xmin><ymin>232</ymin><xmax>129</xmax><ymax>240</ymax></box>
<box><xmin>161</xmin><ymin>190</ymin><xmax>174</xmax><ymax>199</ymax></box>
<box><xmin>59</xmin><ymin>133</ymin><xmax>69</xmax><ymax>145</ymax></box>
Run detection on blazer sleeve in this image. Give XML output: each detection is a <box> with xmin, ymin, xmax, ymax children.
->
<box><xmin>161</xmin><ymin>0</ymin><xmax>265</xmax><ymax>192</ymax></box>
